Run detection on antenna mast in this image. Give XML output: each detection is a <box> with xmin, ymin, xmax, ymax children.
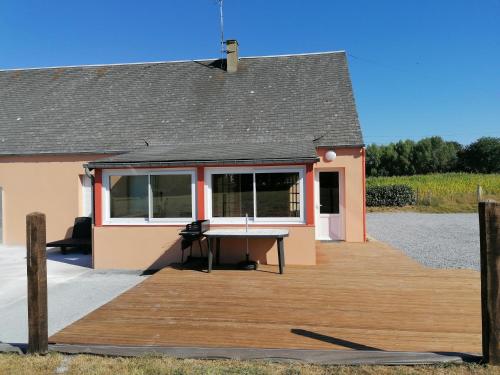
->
<box><xmin>217</xmin><ymin>0</ymin><xmax>225</xmax><ymax>63</ymax></box>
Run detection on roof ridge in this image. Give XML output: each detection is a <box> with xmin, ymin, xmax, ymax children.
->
<box><xmin>240</xmin><ymin>50</ymin><xmax>345</xmax><ymax>60</ymax></box>
<box><xmin>0</xmin><ymin>50</ymin><xmax>346</xmax><ymax>73</ymax></box>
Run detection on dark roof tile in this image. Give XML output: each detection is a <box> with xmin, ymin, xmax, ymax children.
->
<box><xmin>0</xmin><ymin>52</ymin><xmax>363</xmax><ymax>156</ymax></box>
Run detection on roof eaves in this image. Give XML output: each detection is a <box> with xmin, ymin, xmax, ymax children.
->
<box><xmin>315</xmin><ymin>143</ymin><xmax>365</xmax><ymax>149</ymax></box>
<box><xmin>86</xmin><ymin>157</ymin><xmax>319</xmax><ymax>170</ymax></box>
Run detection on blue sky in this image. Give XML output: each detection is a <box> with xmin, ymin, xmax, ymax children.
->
<box><xmin>1</xmin><ymin>0</ymin><xmax>498</xmax><ymax>145</ymax></box>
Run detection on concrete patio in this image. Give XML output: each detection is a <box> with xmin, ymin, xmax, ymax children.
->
<box><xmin>0</xmin><ymin>245</ymin><xmax>146</xmax><ymax>344</ymax></box>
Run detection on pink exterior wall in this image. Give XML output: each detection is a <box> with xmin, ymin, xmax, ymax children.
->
<box><xmin>92</xmin><ymin>162</ymin><xmax>317</xmax><ymax>269</ymax></box>
<box><xmin>314</xmin><ymin>147</ymin><xmax>365</xmax><ymax>242</ymax></box>
<box><xmin>92</xmin><ymin>148</ymin><xmax>365</xmax><ymax>269</ymax></box>
<box><xmin>93</xmin><ymin>225</ymin><xmax>315</xmax><ymax>270</ymax></box>
<box><xmin>0</xmin><ymin>154</ymin><xmax>106</xmax><ymax>245</ymax></box>
<box><xmin>0</xmin><ymin>147</ymin><xmax>365</xmax><ymax>269</ymax></box>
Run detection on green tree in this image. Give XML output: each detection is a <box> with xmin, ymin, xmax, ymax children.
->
<box><xmin>365</xmin><ymin>144</ymin><xmax>382</xmax><ymax>177</ymax></box>
<box><xmin>393</xmin><ymin>140</ymin><xmax>416</xmax><ymax>175</ymax></box>
<box><xmin>365</xmin><ymin>136</ymin><xmax>471</xmax><ymax>176</ymax></box>
<box><xmin>378</xmin><ymin>143</ymin><xmax>398</xmax><ymax>176</ymax></box>
<box><xmin>413</xmin><ymin>136</ymin><xmax>458</xmax><ymax>174</ymax></box>
<box><xmin>459</xmin><ymin>137</ymin><xmax>500</xmax><ymax>173</ymax></box>
<box><xmin>448</xmin><ymin>141</ymin><xmax>464</xmax><ymax>171</ymax></box>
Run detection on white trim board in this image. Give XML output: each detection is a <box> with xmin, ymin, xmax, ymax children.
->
<box><xmin>101</xmin><ymin>168</ymin><xmax>197</xmax><ymax>225</ymax></box>
<box><xmin>204</xmin><ymin>166</ymin><xmax>305</xmax><ymax>225</ymax></box>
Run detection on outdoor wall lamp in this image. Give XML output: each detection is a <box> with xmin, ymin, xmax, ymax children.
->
<box><xmin>325</xmin><ymin>150</ymin><xmax>337</xmax><ymax>161</ymax></box>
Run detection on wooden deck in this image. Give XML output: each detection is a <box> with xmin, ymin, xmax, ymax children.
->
<box><xmin>50</xmin><ymin>241</ymin><xmax>481</xmax><ymax>353</ymax></box>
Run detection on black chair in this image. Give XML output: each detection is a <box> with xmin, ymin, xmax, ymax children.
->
<box><xmin>47</xmin><ymin>217</ymin><xmax>92</xmax><ymax>254</ymax></box>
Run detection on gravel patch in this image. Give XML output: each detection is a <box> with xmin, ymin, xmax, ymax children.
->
<box><xmin>367</xmin><ymin>213</ymin><xmax>480</xmax><ymax>270</ymax></box>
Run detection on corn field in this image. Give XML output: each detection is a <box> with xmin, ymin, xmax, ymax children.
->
<box><xmin>366</xmin><ymin>173</ymin><xmax>500</xmax><ymax>212</ymax></box>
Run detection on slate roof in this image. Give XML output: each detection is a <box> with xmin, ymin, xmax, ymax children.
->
<box><xmin>86</xmin><ymin>141</ymin><xmax>318</xmax><ymax>168</ymax></box>
<box><xmin>0</xmin><ymin>51</ymin><xmax>363</xmax><ymax>158</ymax></box>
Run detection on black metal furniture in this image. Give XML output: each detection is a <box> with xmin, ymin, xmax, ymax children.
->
<box><xmin>46</xmin><ymin>217</ymin><xmax>92</xmax><ymax>254</ymax></box>
<box><xmin>179</xmin><ymin>220</ymin><xmax>210</xmax><ymax>263</ymax></box>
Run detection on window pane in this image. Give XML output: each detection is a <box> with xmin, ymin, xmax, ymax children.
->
<box><xmin>320</xmin><ymin>172</ymin><xmax>339</xmax><ymax>214</ymax></box>
<box><xmin>256</xmin><ymin>173</ymin><xmax>300</xmax><ymax>218</ymax></box>
<box><xmin>212</xmin><ymin>174</ymin><xmax>254</xmax><ymax>217</ymax></box>
<box><xmin>110</xmin><ymin>175</ymin><xmax>148</xmax><ymax>218</ymax></box>
<box><xmin>151</xmin><ymin>174</ymin><xmax>192</xmax><ymax>218</ymax></box>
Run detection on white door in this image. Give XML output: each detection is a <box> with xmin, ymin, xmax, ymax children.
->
<box><xmin>315</xmin><ymin>171</ymin><xmax>344</xmax><ymax>240</ymax></box>
<box><xmin>81</xmin><ymin>175</ymin><xmax>92</xmax><ymax>217</ymax></box>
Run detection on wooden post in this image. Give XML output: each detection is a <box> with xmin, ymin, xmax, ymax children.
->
<box><xmin>479</xmin><ymin>201</ymin><xmax>500</xmax><ymax>364</ymax></box>
<box><xmin>478</xmin><ymin>185</ymin><xmax>483</xmax><ymax>202</ymax></box>
<box><xmin>26</xmin><ymin>212</ymin><xmax>48</xmax><ymax>355</ymax></box>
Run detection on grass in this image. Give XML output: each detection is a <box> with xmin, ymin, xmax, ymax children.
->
<box><xmin>366</xmin><ymin>173</ymin><xmax>500</xmax><ymax>213</ymax></box>
<box><xmin>0</xmin><ymin>353</ymin><xmax>498</xmax><ymax>375</ymax></box>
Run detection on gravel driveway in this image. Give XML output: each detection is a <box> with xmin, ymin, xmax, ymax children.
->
<box><xmin>0</xmin><ymin>245</ymin><xmax>147</xmax><ymax>345</ymax></box>
<box><xmin>367</xmin><ymin>213</ymin><xmax>480</xmax><ymax>271</ymax></box>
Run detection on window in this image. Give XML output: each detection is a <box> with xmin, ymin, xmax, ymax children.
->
<box><xmin>256</xmin><ymin>173</ymin><xmax>300</xmax><ymax>218</ymax></box>
<box><xmin>110</xmin><ymin>175</ymin><xmax>148</xmax><ymax>218</ymax></box>
<box><xmin>319</xmin><ymin>172</ymin><xmax>339</xmax><ymax>214</ymax></box>
<box><xmin>212</xmin><ymin>174</ymin><xmax>254</xmax><ymax>217</ymax></box>
<box><xmin>103</xmin><ymin>170</ymin><xmax>195</xmax><ymax>224</ymax></box>
<box><xmin>151</xmin><ymin>174</ymin><xmax>192</xmax><ymax>218</ymax></box>
<box><xmin>206</xmin><ymin>167</ymin><xmax>304</xmax><ymax>223</ymax></box>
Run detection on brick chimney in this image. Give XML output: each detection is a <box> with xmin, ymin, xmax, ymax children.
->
<box><xmin>225</xmin><ymin>40</ymin><xmax>238</xmax><ymax>73</ymax></box>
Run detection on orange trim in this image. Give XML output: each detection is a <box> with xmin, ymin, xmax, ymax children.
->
<box><xmin>306</xmin><ymin>164</ymin><xmax>315</xmax><ymax>225</ymax></box>
<box><xmin>94</xmin><ymin>169</ymin><xmax>103</xmax><ymax>227</ymax></box>
<box><xmin>362</xmin><ymin>147</ymin><xmax>367</xmax><ymax>242</ymax></box>
<box><xmin>197</xmin><ymin>167</ymin><xmax>205</xmax><ymax>220</ymax></box>
<box><xmin>97</xmin><ymin>162</ymin><xmax>310</xmax><ymax>170</ymax></box>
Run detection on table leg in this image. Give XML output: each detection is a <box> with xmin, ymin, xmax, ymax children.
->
<box><xmin>277</xmin><ymin>238</ymin><xmax>284</xmax><ymax>274</ymax></box>
<box><xmin>208</xmin><ymin>238</ymin><xmax>213</xmax><ymax>273</ymax></box>
<box><xmin>216</xmin><ymin>238</ymin><xmax>221</xmax><ymax>265</ymax></box>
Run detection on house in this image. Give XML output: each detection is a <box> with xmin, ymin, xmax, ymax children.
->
<box><xmin>0</xmin><ymin>40</ymin><xmax>365</xmax><ymax>269</ymax></box>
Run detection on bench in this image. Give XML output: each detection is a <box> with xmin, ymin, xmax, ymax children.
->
<box><xmin>46</xmin><ymin>217</ymin><xmax>92</xmax><ymax>254</ymax></box>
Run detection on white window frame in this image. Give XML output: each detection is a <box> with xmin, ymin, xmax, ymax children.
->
<box><xmin>205</xmin><ymin>166</ymin><xmax>305</xmax><ymax>224</ymax></box>
<box><xmin>102</xmin><ymin>168</ymin><xmax>196</xmax><ymax>225</ymax></box>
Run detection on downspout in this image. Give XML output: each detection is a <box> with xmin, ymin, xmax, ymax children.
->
<box><xmin>84</xmin><ymin>166</ymin><xmax>95</xmax><ymax>225</ymax></box>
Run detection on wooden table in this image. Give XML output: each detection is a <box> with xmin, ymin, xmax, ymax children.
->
<box><xmin>203</xmin><ymin>229</ymin><xmax>289</xmax><ymax>274</ymax></box>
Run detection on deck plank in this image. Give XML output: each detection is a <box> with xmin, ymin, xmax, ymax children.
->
<box><xmin>50</xmin><ymin>241</ymin><xmax>481</xmax><ymax>353</ymax></box>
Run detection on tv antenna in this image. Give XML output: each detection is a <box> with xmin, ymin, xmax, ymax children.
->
<box><xmin>216</xmin><ymin>0</ymin><xmax>225</xmax><ymax>64</ymax></box>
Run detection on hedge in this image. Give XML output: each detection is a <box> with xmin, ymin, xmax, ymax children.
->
<box><xmin>366</xmin><ymin>184</ymin><xmax>416</xmax><ymax>207</ymax></box>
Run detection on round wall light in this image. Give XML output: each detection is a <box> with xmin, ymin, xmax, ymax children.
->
<box><xmin>325</xmin><ymin>150</ymin><xmax>337</xmax><ymax>161</ymax></box>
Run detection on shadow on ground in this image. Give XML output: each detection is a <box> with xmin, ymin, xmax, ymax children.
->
<box><xmin>46</xmin><ymin>248</ymin><xmax>91</xmax><ymax>268</ymax></box>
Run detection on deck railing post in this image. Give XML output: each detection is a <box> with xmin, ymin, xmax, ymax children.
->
<box><xmin>26</xmin><ymin>212</ymin><xmax>48</xmax><ymax>355</ymax></box>
<box><xmin>479</xmin><ymin>201</ymin><xmax>500</xmax><ymax>365</ymax></box>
